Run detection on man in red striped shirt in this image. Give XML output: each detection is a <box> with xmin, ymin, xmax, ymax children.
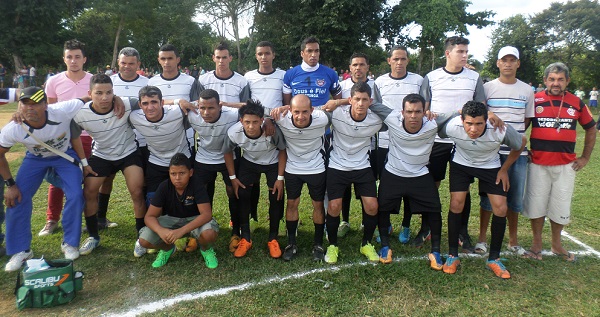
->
<box><xmin>523</xmin><ymin>62</ymin><xmax>596</xmax><ymax>261</ymax></box>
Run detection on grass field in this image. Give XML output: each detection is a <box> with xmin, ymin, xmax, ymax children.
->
<box><xmin>0</xmin><ymin>102</ymin><xmax>599</xmax><ymax>316</ymax></box>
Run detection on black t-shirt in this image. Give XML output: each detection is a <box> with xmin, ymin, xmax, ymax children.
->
<box><xmin>151</xmin><ymin>173</ymin><xmax>210</xmax><ymax>218</ymax></box>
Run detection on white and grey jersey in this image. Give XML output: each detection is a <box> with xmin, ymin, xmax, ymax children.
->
<box><xmin>129</xmin><ymin>105</ymin><xmax>191</xmax><ymax>167</ymax></box>
<box><xmin>421</xmin><ymin>67</ymin><xmax>485</xmax><ymax>143</ymax></box>
<box><xmin>484</xmin><ymin>78</ymin><xmax>534</xmax><ymax>155</ymax></box>
<box><xmin>438</xmin><ymin>116</ymin><xmax>523</xmax><ymax>169</ymax></box>
<box><xmin>329</xmin><ymin>105</ymin><xmax>382</xmax><ymax>171</ymax></box>
<box><xmin>340</xmin><ymin>78</ymin><xmax>374</xmax><ymax>98</ymax></box>
<box><xmin>373</xmin><ymin>72</ymin><xmax>423</xmax><ymax>148</ymax></box>
<box><xmin>73</xmin><ymin>99</ymin><xmax>137</xmax><ymax>160</ymax></box>
<box><xmin>276</xmin><ymin>110</ymin><xmax>330</xmax><ymax>174</ymax></box>
<box><xmin>199</xmin><ymin>71</ymin><xmax>250</xmax><ymax>103</ymax></box>
<box><xmin>111</xmin><ymin>73</ymin><xmax>150</xmax><ymax>146</ymax></box>
<box><xmin>188</xmin><ymin>106</ymin><xmax>239</xmax><ymax>165</ymax></box>
<box><xmin>224</xmin><ymin>122</ymin><xmax>286</xmax><ymax>165</ymax></box>
<box><xmin>245</xmin><ymin>69</ymin><xmax>285</xmax><ymax>114</ymax></box>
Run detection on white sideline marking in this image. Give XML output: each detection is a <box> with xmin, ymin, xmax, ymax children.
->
<box><xmin>105</xmin><ymin>231</ymin><xmax>599</xmax><ymax>317</ymax></box>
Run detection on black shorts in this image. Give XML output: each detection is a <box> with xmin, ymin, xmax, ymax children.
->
<box><xmin>376</xmin><ymin>147</ymin><xmax>388</xmax><ymax>180</ymax></box>
<box><xmin>326</xmin><ymin>167</ymin><xmax>376</xmax><ymax>200</ymax></box>
<box><xmin>87</xmin><ymin>150</ymin><xmax>143</xmax><ymax>177</ymax></box>
<box><xmin>285</xmin><ymin>171</ymin><xmax>326</xmax><ymax>201</ymax></box>
<box><xmin>139</xmin><ymin>146</ymin><xmax>150</xmax><ymax>173</ymax></box>
<box><xmin>194</xmin><ymin>162</ymin><xmax>233</xmax><ymax>187</ymax></box>
<box><xmin>449</xmin><ymin>161</ymin><xmax>507</xmax><ymax>197</ymax></box>
<box><xmin>378</xmin><ymin>169</ymin><xmax>441</xmax><ymax>214</ymax></box>
<box><xmin>238</xmin><ymin>158</ymin><xmax>278</xmax><ymax>188</ymax></box>
<box><xmin>145</xmin><ymin>162</ymin><xmax>170</xmax><ymax>193</ymax></box>
<box><xmin>427</xmin><ymin>142</ymin><xmax>454</xmax><ymax>182</ymax></box>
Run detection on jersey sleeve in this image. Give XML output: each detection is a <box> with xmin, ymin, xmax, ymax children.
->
<box><xmin>239</xmin><ymin>84</ymin><xmax>250</xmax><ymax>103</ymax></box>
<box><xmin>329</xmin><ymin>71</ymin><xmax>342</xmax><ymax>96</ymax></box>
<box><xmin>222</xmin><ymin>130</ymin><xmax>237</xmax><ymax>153</ymax></box>
<box><xmin>373</xmin><ymin>83</ymin><xmax>383</xmax><ymax>104</ymax></box>
<box><xmin>52</xmin><ymin>99</ymin><xmax>86</xmax><ymax>119</ymax></box>
<box><xmin>525</xmin><ymin>89</ymin><xmax>535</xmax><ymax>119</ymax></box>
<box><xmin>474</xmin><ymin>77</ymin><xmax>486</xmax><ymax>104</ymax></box>
<box><xmin>271</xmin><ymin>126</ymin><xmax>287</xmax><ymax>150</ymax></box>
<box><xmin>369</xmin><ymin>102</ymin><xmax>393</xmax><ymax>120</ymax></box>
<box><xmin>282</xmin><ymin>70</ymin><xmax>292</xmax><ymax>94</ymax></box>
<box><xmin>70</xmin><ymin>120</ymin><xmax>82</xmax><ymax>138</ymax></box>
<box><xmin>579</xmin><ymin>102</ymin><xmax>596</xmax><ymax>129</ymax></box>
<box><xmin>0</xmin><ymin>124</ymin><xmax>17</xmax><ymax>149</ymax></box>
<box><xmin>420</xmin><ymin>76</ymin><xmax>432</xmax><ymax>103</ymax></box>
<box><xmin>190</xmin><ymin>79</ymin><xmax>204</xmax><ymax>101</ymax></box>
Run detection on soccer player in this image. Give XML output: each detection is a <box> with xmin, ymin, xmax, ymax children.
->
<box><xmin>438</xmin><ymin>101</ymin><xmax>525</xmax><ymax>279</ymax></box>
<box><xmin>476</xmin><ymin>46</ymin><xmax>534</xmax><ymax>256</ymax></box>
<box><xmin>1</xmin><ymin>87</ymin><xmax>86</xmax><ymax>271</ymax></box>
<box><xmin>322</xmin><ymin>81</ymin><xmax>382</xmax><ymax>264</ymax></box>
<box><xmin>420</xmin><ymin>36</ymin><xmax>486</xmax><ymax>252</ymax></box>
<box><xmin>523</xmin><ymin>62</ymin><xmax>596</xmax><ymax>262</ymax></box>
<box><xmin>223</xmin><ymin>100</ymin><xmax>287</xmax><ymax>258</ymax></box>
<box><xmin>273</xmin><ymin>94</ymin><xmax>329</xmax><ymax>261</ymax></box>
<box><xmin>137</xmin><ymin>153</ymin><xmax>219</xmax><ymax>269</ymax></box>
<box><xmin>72</xmin><ymin>74</ymin><xmax>145</xmax><ymax>256</ymax></box>
<box><xmin>199</xmin><ymin>42</ymin><xmax>250</xmax><ymax>106</ymax></box>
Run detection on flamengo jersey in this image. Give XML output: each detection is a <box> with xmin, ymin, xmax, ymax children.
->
<box><xmin>439</xmin><ymin>116</ymin><xmax>523</xmax><ymax>169</ymax></box>
<box><xmin>187</xmin><ymin>106</ymin><xmax>239</xmax><ymax>165</ymax></box>
<box><xmin>129</xmin><ymin>105</ymin><xmax>191</xmax><ymax>166</ymax></box>
<box><xmin>484</xmin><ymin>78</ymin><xmax>534</xmax><ymax>155</ymax></box>
<box><xmin>340</xmin><ymin>78</ymin><xmax>374</xmax><ymax>98</ymax></box>
<box><xmin>224</xmin><ymin>123</ymin><xmax>286</xmax><ymax>165</ymax></box>
<box><xmin>245</xmin><ymin>69</ymin><xmax>285</xmax><ymax>114</ymax></box>
<box><xmin>276</xmin><ymin>110</ymin><xmax>329</xmax><ymax>174</ymax></box>
<box><xmin>373</xmin><ymin>72</ymin><xmax>423</xmax><ymax>148</ymax></box>
<box><xmin>421</xmin><ymin>67</ymin><xmax>485</xmax><ymax>143</ymax></box>
<box><xmin>73</xmin><ymin>99</ymin><xmax>137</xmax><ymax>160</ymax></box>
<box><xmin>0</xmin><ymin>99</ymin><xmax>84</xmax><ymax>157</ymax></box>
<box><xmin>329</xmin><ymin>105</ymin><xmax>382</xmax><ymax>171</ymax></box>
<box><xmin>283</xmin><ymin>63</ymin><xmax>341</xmax><ymax>107</ymax></box>
<box><xmin>111</xmin><ymin>73</ymin><xmax>150</xmax><ymax>146</ymax></box>
<box><xmin>530</xmin><ymin>91</ymin><xmax>596</xmax><ymax>165</ymax></box>
<box><xmin>198</xmin><ymin>71</ymin><xmax>250</xmax><ymax>103</ymax></box>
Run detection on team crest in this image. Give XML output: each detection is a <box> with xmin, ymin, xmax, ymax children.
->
<box><xmin>125</xmin><ymin>86</ymin><xmax>129</xmax><ymax>90</ymax></box>
<box><xmin>316</xmin><ymin>79</ymin><xmax>326</xmax><ymax>87</ymax></box>
<box><xmin>567</xmin><ymin>108</ymin><xmax>575</xmax><ymax>116</ymax></box>
<box><xmin>263</xmin><ymin>78</ymin><xmax>267</xmax><ymax>82</ymax></box>
<box><xmin>535</xmin><ymin>106</ymin><xmax>544</xmax><ymax>113</ymax></box>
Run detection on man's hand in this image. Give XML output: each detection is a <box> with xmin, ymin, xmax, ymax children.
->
<box><xmin>113</xmin><ymin>96</ymin><xmax>125</xmax><ymax>119</ymax></box>
<box><xmin>4</xmin><ymin>185</ymin><xmax>22</xmax><ymax>208</ymax></box>
<box><xmin>231</xmin><ymin>178</ymin><xmax>246</xmax><ymax>199</ymax></box>
<box><xmin>179</xmin><ymin>100</ymin><xmax>198</xmax><ymax>114</ymax></box>
<box><xmin>496</xmin><ymin>169</ymin><xmax>510</xmax><ymax>192</ymax></box>
<box><xmin>270</xmin><ymin>106</ymin><xmax>290</xmax><ymax>120</ymax></box>
<box><xmin>572</xmin><ymin>156</ymin><xmax>589</xmax><ymax>171</ymax></box>
<box><xmin>83</xmin><ymin>165</ymin><xmax>98</xmax><ymax>177</ymax></box>
<box><xmin>11</xmin><ymin>112</ymin><xmax>25</xmax><ymax>124</ymax></box>
<box><xmin>425</xmin><ymin>110</ymin><xmax>437</xmax><ymax>121</ymax></box>
<box><xmin>488</xmin><ymin>111</ymin><xmax>506</xmax><ymax>132</ymax></box>
<box><xmin>272</xmin><ymin>179</ymin><xmax>284</xmax><ymax>200</ymax></box>
<box><xmin>323</xmin><ymin>99</ymin><xmax>342</xmax><ymax>112</ymax></box>
<box><xmin>263</xmin><ymin>118</ymin><xmax>275</xmax><ymax>136</ymax></box>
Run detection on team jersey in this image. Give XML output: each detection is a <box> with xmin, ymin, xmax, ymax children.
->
<box><xmin>484</xmin><ymin>78</ymin><xmax>534</xmax><ymax>155</ymax></box>
<box><xmin>439</xmin><ymin>116</ymin><xmax>523</xmax><ymax>169</ymax></box>
<box><xmin>276</xmin><ymin>110</ymin><xmax>329</xmax><ymax>174</ymax></box>
<box><xmin>373</xmin><ymin>72</ymin><xmax>423</xmax><ymax>148</ymax></box>
<box><xmin>329</xmin><ymin>105</ymin><xmax>382</xmax><ymax>171</ymax></box>
<box><xmin>245</xmin><ymin>69</ymin><xmax>285</xmax><ymax>114</ymax></box>
<box><xmin>129</xmin><ymin>105</ymin><xmax>191</xmax><ymax>167</ymax></box>
<box><xmin>530</xmin><ymin>91</ymin><xmax>596</xmax><ymax>165</ymax></box>
<box><xmin>198</xmin><ymin>71</ymin><xmax>250</xmax><ymax>103</ymax></box>
<box><xmin>224</xmin><ymin>123</ymin><xmax>286</xmax><ymax>166</ymax></box>
<box><xmin>73</xmin><ymin>99</ymin><xmax>137</xmax><ymax>160</ymax></box>
<box><xmin>340</xmin><ymin>78</ymin><xmax>374</xmax><ymax>98</ymax></box>
<box><xmin>187</xmin><ymin>106</ymin><xmax>239</xmax><ymax>165</ymax></box>
<box><xmin>283</xmin><ymin>62</ymin><xmax>341</xmax><ymax>107</ymax></box>
<box><xmin>111</xmin><ymin>73</ymin><xmax>150</xmax><ymax>146</ymax></box>
<box><xmin>0</xmin><ymin>99</ymin><xmax>84</xmax><ymax>157</ymax></box>
<box><xmin>421</xmin><ymin>67</ymin><xmax>485</xmax><ymax>143</ymax></box>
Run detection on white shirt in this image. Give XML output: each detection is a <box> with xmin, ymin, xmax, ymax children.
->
<box><xmin>224</xmin><ymin>122</ymin><xmax>286</xmax><ymax>165</ymax></box>
<box><xmin>111</xmin><ymin>73</ymin><xmax>150</xmax><ymax>146</ymax></box>
<box><xmin>245</xmin><ymin>69</ymin><xmax>285</xmax><ymax>114</ymax></box>
<box><xmin>187</xmin><ymin>106</ymin><xmax>239</xmax><ymax>165</ymax></box>
<box><xmin>199</xmin><ymin>71</ymin><xmax>250</xmax><ymax>103</ymax></box>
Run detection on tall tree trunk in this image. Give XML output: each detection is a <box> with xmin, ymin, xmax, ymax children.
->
<box><xmin>12</xmin><ymin>54</ymin><xmax>24</xmax><ymax>73</ymax></box>
<box><xmin>231</xmin><ymin>13</ymin><xmax>242</xmax><ymax>72</ymax></box>
<box><xmin>111</xmin><ymin>14</ymin><xmax>125</xmax><ymax>69</ymax></box>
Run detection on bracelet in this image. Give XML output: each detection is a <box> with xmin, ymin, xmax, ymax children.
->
<box><xmin>229</xmin><ymin>175</ymin><xmax>236</xmax><ymax>180</ymax></box>
<box><xmin>277</xmin><ymin>175</ymin><xmax>285</xmax><ymax>181</ymax></box>
<box><xmin>80</xmin><ymin>158</ymin><xmax>89</xmax><ymax>167</ymax></box>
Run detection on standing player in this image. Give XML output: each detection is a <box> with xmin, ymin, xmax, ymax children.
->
<box><xmin>420</xmin><ymin>36</ymin><xmax>486</xmax><ymax>252</ymax></box>
<box><xmin>476</xmin><ymin>46</ymin><xmax>534</xmax><ymax>256</ymax></box>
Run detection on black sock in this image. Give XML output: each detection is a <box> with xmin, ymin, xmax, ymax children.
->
<box><xmin>448</xmin><ymin>211</ymin><xmax>461</xmax><ymax>257</ymax></box>
<box><xmin>341</xmin><ymin>185</ymin><xmax>351</xmax><ymax>223</ymax></box>
<box><xmin>378</xmin><ymin>210</ymin><xmax>392</xmax><ymax>247</ymax></box>
<box><xmin>97</xmin><ymin>193</ymin><xmax>110</xmax><ymax>220</ymax></box>
<box><xmin>428</xmin><ymin>212</ymin><xmax>442</xmax><ymax>253</ymax></box>
<box><xmin>460</xmin><ymin>192</ymin><xmax>471</xmax><ymax>236</ymax></box>
<box><xmin>238</xmin><ymin>186</ymin><xmax>252</xmax><ymax>240</ymax></box>
<box><xmin>228</xmin><ymin>194</ymin><xmax>240</xmax><ymax>236</ymax></box>
<box><xmin>420</xmin><ymin>213</ymin><xmax>430</xmax><ymax>233</ymax></box>
<box><xmin>85</xmin><ymin>215</ymin><xmax>99</xmax><ymax>239</ymax></box>
<box><xmin>489</xmin><ymin>215</ymin><xmax>507</xmax><ymax>261</ymax></box>
<box><xmin>314</xmin><ymin>223</ymin><xmax>325</xmax><ymax>246</ymax></box>
<box><xmin>268</xmin><ymin>191</ymin><xmax>283</xmax><ymax>241</ymax></box>
<box><xmin>251</xmin><ymin>183</ymin><xmax>260</xmax><ymax>221</ymax></box>
<box><xmin>326</xmin><ymin>214</ymin><xmax>340</xmax><ymax>246</ymax></box>
<box><xmin>362</xmin><ymin>213</ymin><xmax>377</xmax><ymax>246</ymax></box>
<box><xmin>287</xmin><ymin>220</ymin><xmax>298</xmax><ymax>245</ymax></box>
<box><xmin>135</xmin><ymin>217</ymin><xmax>145</xmax><ymax>235</ymax></box>
<box><xmin>401</xmin><ymin>197</ymin><xmax>412</xmax><ymax>228</ymax></box>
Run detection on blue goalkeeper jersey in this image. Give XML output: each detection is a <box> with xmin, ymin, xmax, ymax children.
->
<box><xmin>283</xmin><ymin>63</ymin><xmax>341</xmax><ymax>107</ymax></box>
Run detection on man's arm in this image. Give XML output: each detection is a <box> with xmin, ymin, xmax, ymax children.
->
<box><xmin>224</xmin><ymin>151</ymin><xmax>244</xmax><ymax>198</ymax></box>
<box><xmin>0</xmin><ymin>146</ymin><xmax>21</xmax><ymax>208</ymax></box>
<box><xmin>273</xmin><ymin>149</ymin><xmax>287</xmax><ymax>200</ymax></box>
<box><xmin>419</xmin><ymin>76</ymin><xmax>432</xmax><ymax>111</ymax></box>
<box><xmin>572</xmin><ymin>126</ymin><xmax>596</xmax><ymax>171</ymax></box>
<box><xmin>283</xmin><ymin>93</ymin><xmax>292</xmax><ymax>107</ymax></box>
<box><xmin>497</xmin><ymin>128</ymin><xmax>527</xmax><ymax>192</ymax></box>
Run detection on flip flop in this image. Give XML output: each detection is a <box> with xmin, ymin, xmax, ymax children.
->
<box><xmin>523</xmin><ymin>249</ymin><xmax>542</xmax><ymax>261</ymax></box>
<box><xmin>553</xmin><ymin>251</ymin><xmax>577</xmax><ymax>262</ymax></box>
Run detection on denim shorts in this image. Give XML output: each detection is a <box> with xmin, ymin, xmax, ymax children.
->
<box><xmin>479</xmin><ymin>155</ymin><xmax>527</xmax><ymax>212</ymax></box>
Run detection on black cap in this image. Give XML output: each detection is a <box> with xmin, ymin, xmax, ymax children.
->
<box><xmin>19</xmin><ymin>87</ymin><xmax>46</xmax><ymax>103</ymax></box>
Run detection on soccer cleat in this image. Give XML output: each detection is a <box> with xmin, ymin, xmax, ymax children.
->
<box><xmin>410</xmin><ymin>229</ymin><xmax>431</xmax><ymax>248</ymax></box>
<box><xmin>98</xmin><ymin>218</ymin><xmax>118</xmax><ymax>229</ymax></box>
<box><xmin>487</xmin><ymin>258</ymin><xmax>511</xmax><ymax>279</ymax></box>
<box><xmin>459</xmin><ymin>233</ymin><xmax>475</xmax><ymax>253</ymax></box>
<box><xmin>399</xmin><ymin>226</ymin><xmax>411</xmax><ymax>244</ymax></box>
<box><xmin>234</xmin><ymin>238</ymin><xmax>252</xmax><ymax>258</ymax></box>
<box><xmin>229</xmin><ymin>235</ymin><xmax>241</xmax><ymax>252</ymax></box>
<box><xmin>134</xmin><ymin>240</ymin><xmax>147</xmax><ymax>258</ymax></box>
<box><xmin>79</xmin><ymin>237</ymin><xmax>100</xmax><ymax>255</ymax></box>
<box><xmin>5</xmin><ymin>250</ymin><xmax>33</xmax><ymax>272</ymax></box>
<box><xmin>147</xmin><ymin>248</ymin><xmax>157</xmax><ymax>254</ymax></box>
<box><xmin>61</xmin><ymin>242</ymin><xmax>80</xmax><ymax>260</ymax></box>
<box><xmin>267</xmin><ymin>239</ymin><xmax>282</xmax><ymax>258</ymax></box>
<box><xmin>200</xmin><ymin>248</ymin><xmax>218</xmax><ymax>269</ymax></box>
<box><xmin>378</xmin><ymin>246</ymin><xmax>393</xmax><ymax>264</ymax></box>
<box><xmin>375</xmin><ymin>225</ymin><xmax>393</xmax><ymax>243</ymax></box>
<box><xmin>282</xmin><ymin>244</ymin><xmax>299</xmax><ymax>261</ymax></box>
<box><xmin>152</xmin><ymin>246</ymin><xmax>175</xmax><ymax>268</ymax></box>
<box><xmin>185</xmin><ymin>238</ymin><xmax>198</xmax><ymax>252</ymax></box>
<box><xmin>360</xmin><ymin>243</ymin><xmax>379</xmax><ymax>262</ymax></box>
<box><xmin>312</xmin><ymin>245</ymin><xmax>325</xmax><ymax>262</ymax></box>
<box><xmin>337</xmin><ymin>221</ymin><xmax>351</xmax><ymax>238</ymax></box>
<box><xmin>324</xmin><ymin>245</ymin><xmax>339</xmax><ymax>264</ymax></box>
<box><xmin>442</xmin><ymin>255</ymin><xmax>460</xmax><ymax>274</ymax></box>
<box><xmin>175</xmin><ymin>238</ymin><xmax>188</xmax><ymax>251</ymax></box>
<box><xmin>428</xmin><ymin>252</ymin><xmax>443</xmax><ymax>271</ymax></box>
<box><xmin>38</xmin><ymin>221</ymin><xmax>58</xmax><ymax>236</ymax></box>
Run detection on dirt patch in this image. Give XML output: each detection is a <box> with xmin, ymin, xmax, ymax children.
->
<box><xmin>0</xmin><ymin>112</ymin><xmax>25</xmax><ymax>162</ymax></box>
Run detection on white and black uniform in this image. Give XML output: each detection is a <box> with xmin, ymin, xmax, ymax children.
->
<box><xmin>199</xmin><ymin>71</ymin><xmax>250</xmax><ymax>104</ymax></box>
<box><xmin>188</xmin><ymin>106</ymin><xmax>239</xmax><ymax>165</ymax></box>
<box><xmin>245</xmin><ymin>69</ymin><xmax>285</xmax><ymax>115</ymax></box>
<box><xmin>340</xmin><ymin>78</ymin><xmax>374</xmax><ymax>99</ymax></box>
<box><xmin>111</xmin><ymin>73</ymin><xmax>149</xmax><ymax>146</ymax></box>
<box><xmin>224</xmin><ymin>122</ymin><xmax>286</xmax><ymax>167</ymax></box>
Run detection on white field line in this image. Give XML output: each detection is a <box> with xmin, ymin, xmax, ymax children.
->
<box><xmin>104</xmin><ymin>230</ymin><xmax>599</xmax><ymax>317</ymax></box>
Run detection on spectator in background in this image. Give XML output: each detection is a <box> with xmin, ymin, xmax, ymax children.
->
<box><xmin>0</xmin><ymin>64</ymin><xmax>5</xmax><ymax>88</ymax></box>
<box><xmin>28</xmin><ymin>65</ymin><xmax>36</xmax><ymax>87</ymax></box>
<box><xmin>589</xmin><ymin>87</ymin><xmax>598</xmax><ymax>108</ymax></box>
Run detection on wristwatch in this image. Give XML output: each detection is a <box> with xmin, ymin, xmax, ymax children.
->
<box><xmin>4</xmin><ymin>177</ymin><xmax>16</xmax><ymax>187</ymax></box>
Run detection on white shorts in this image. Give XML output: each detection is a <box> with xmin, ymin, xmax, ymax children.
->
<box><xmin>523</xmin><ymin>163</ymin><xmax>576</xmax><ymax>225</ymax></box>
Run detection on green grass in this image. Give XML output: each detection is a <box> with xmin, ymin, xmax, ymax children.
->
<box><xmin>0</xmin><ymin>102</ymin><xmax>599</xmax><ymax>316</ymax></box>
